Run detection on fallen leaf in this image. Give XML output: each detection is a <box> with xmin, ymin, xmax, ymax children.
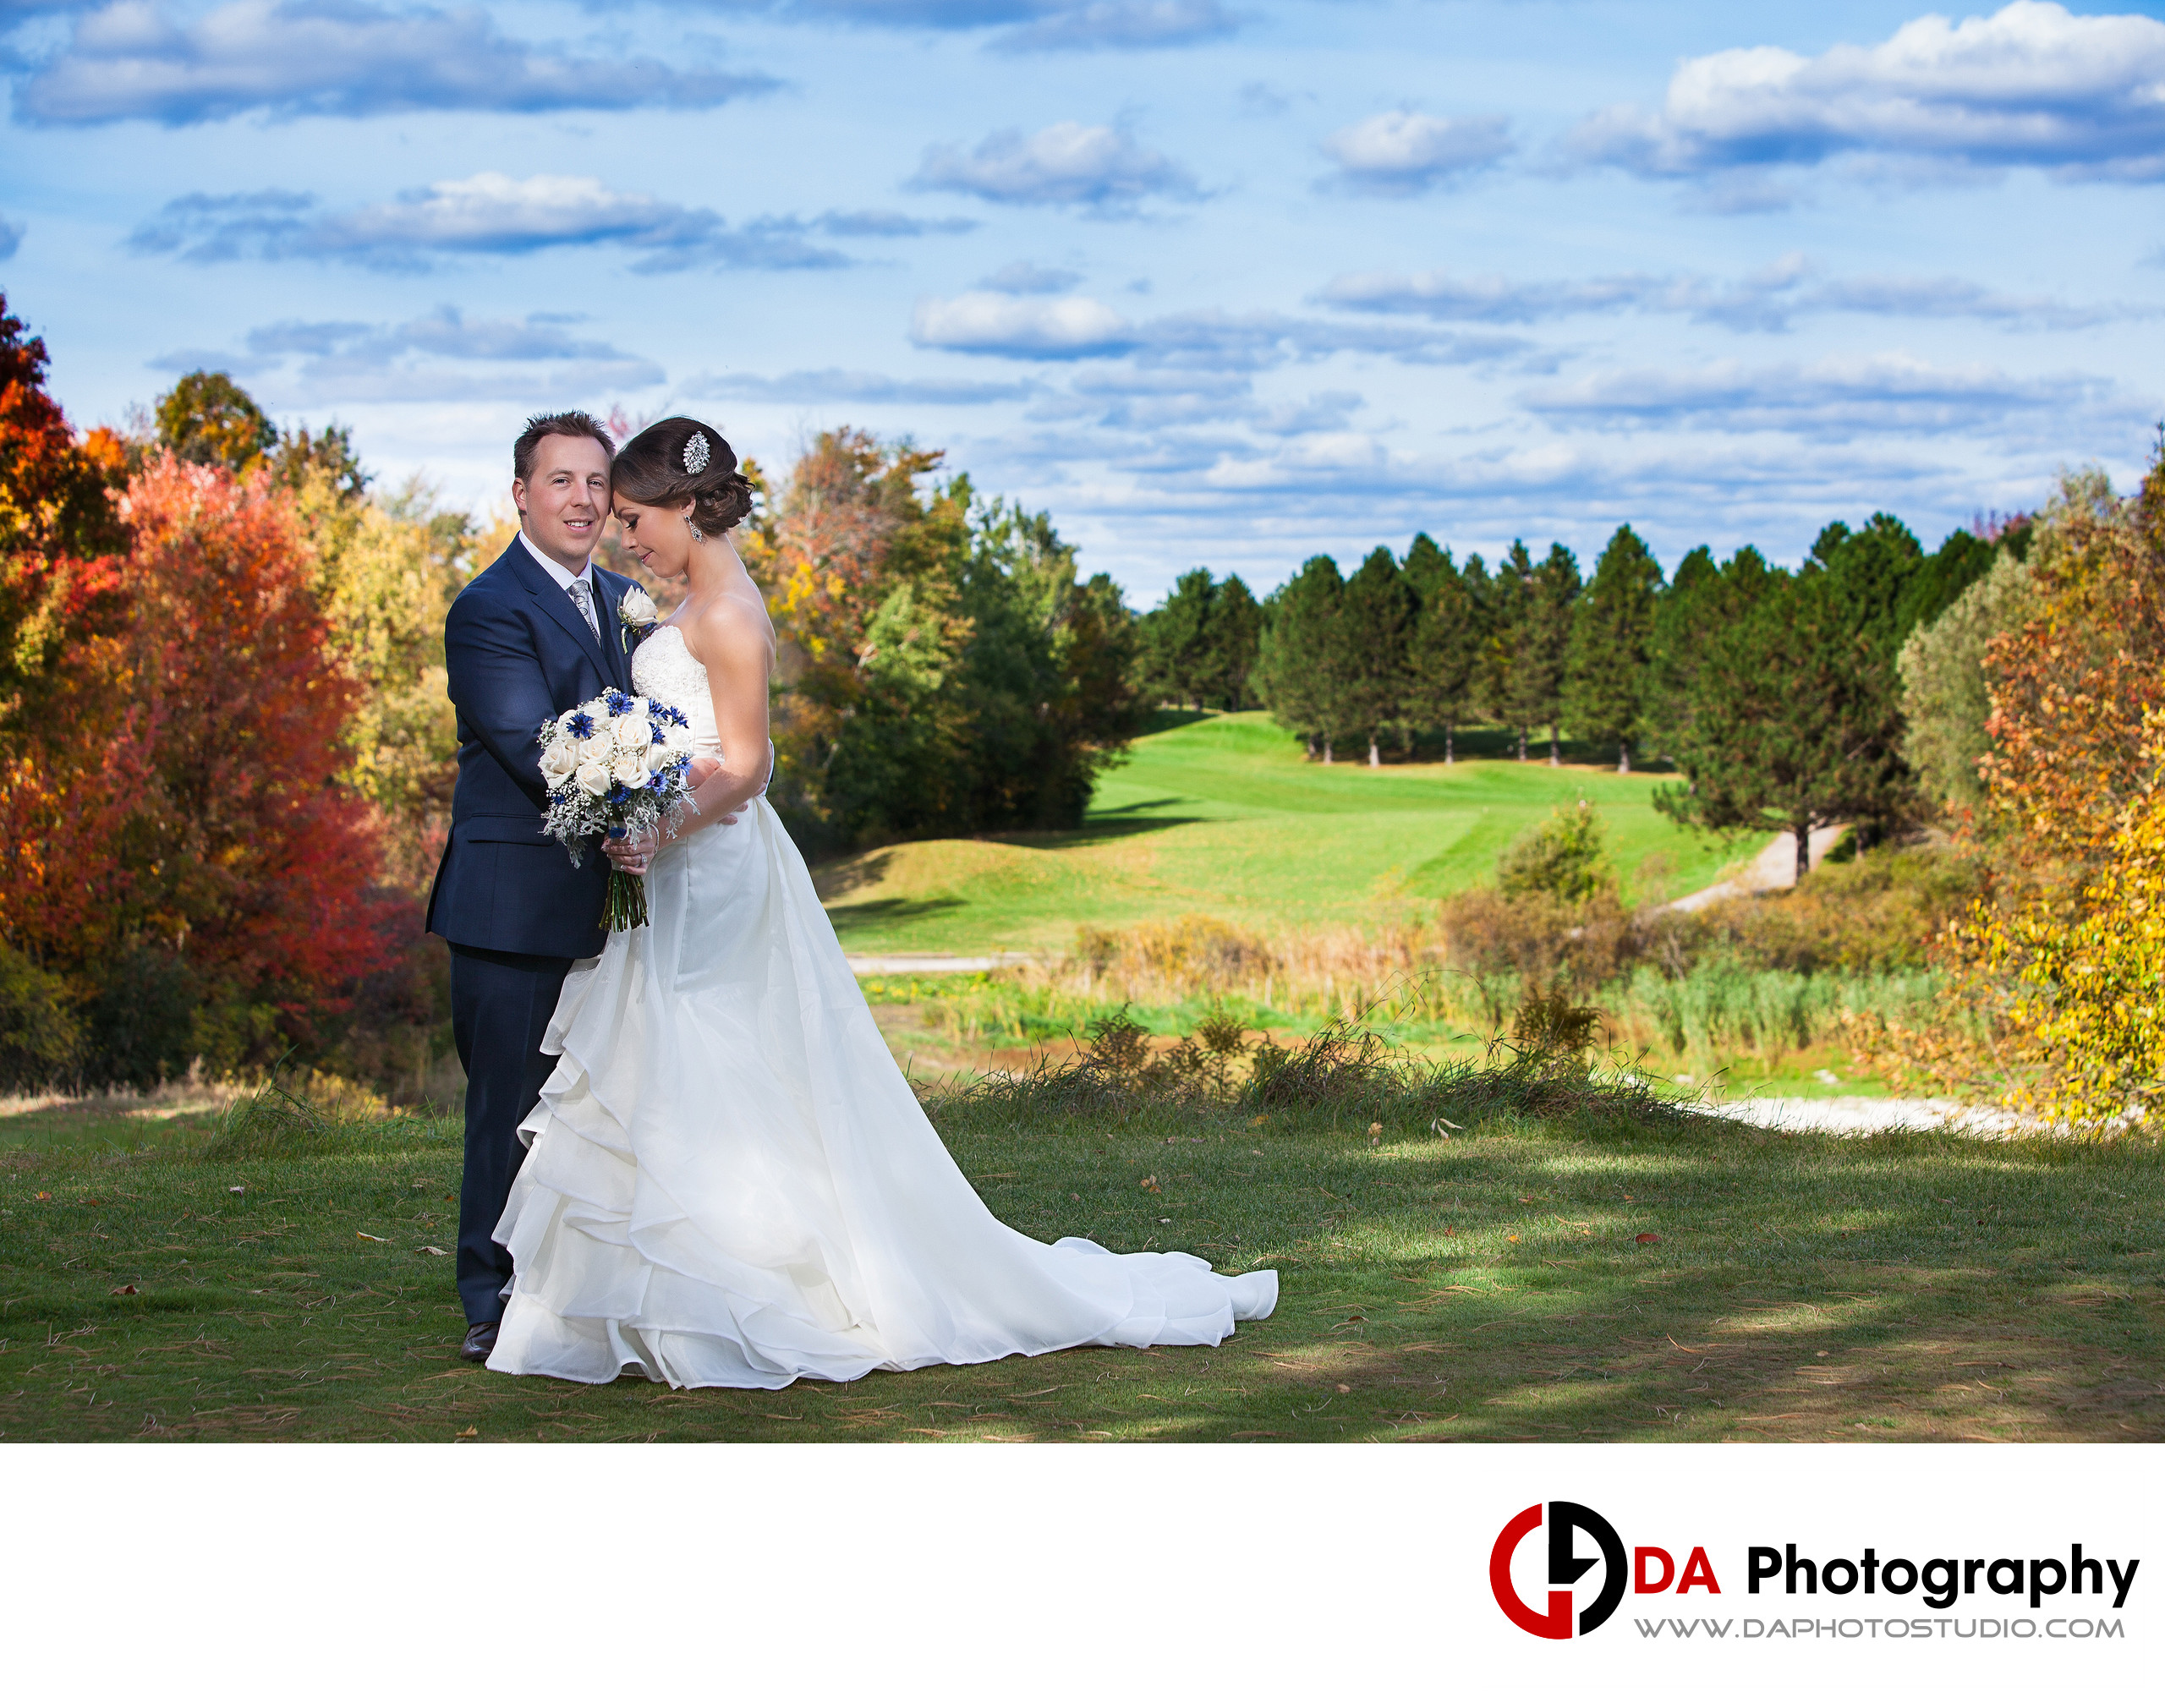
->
<box><xmin>1251</xmin><ymin>1116</ymin><xmax>1268</xmax><ymax>1127</ymax></box>
<box><xmin>227</xmin><ymin>1186</ymin><xmax>244</xmax><ymax>1196</ymax></box>
<box><xmin>1636</xmin><ymin>1232</ymin><xmax>1661</xmax><ymax>1245</ymax></box>
<box><xmin>110</xmin><ymin>1284</ymin><xmax>138</xmax><ymax>1296</ymax></box>
<box><xmin>416</xmin><ymin>1245</ymin><xmax>450</xmax><ymax>1257</ymax></box>
<box><xmin>1506</xmin><ymin>1234</ymin><xmax>1520</xmax><ymax>1243</ymax></box>
<box><xmin>1444</xmin><ymin>1225</ymin><xmax>1456</xmax><ymax>1235</ymax></box>
<box><xmin>357</xmin><ymin>1231</ymin><xmax>388</xmax><ymax>1243</ymax></box>
<box><xmin>1139</xmin><ymin>1176</ymin><xmax>1159</xmax><ymax>1193</ymax></box>
<box><xmin>1368</xmin><ymin>1122</ymin><xmax>1383</xmax><ymax>1136</ymax></box>
<box><xmin>34</xmin><ymin>1191</ymin><xmax>50</xmax><ymax>1202</ymax></box>
<box><xmin>1335</xmin><ymin>1383</ymin><xmax>1352</xmax><ymax>1393</ymax></box>
<box><xmin>82</xmin><ymin>1198</ymin><xmax>100</xmax><ymax>1207</ymax></box>
<box><xmin>455</xmin><ymin>1426</ymin><xmax>478</xmax><ymax>1439</ymax></box>
<box><xmin>1159</xmin><ymin>1218</ymin><xmax>1172</xmax><ymax>1224</ymax></box>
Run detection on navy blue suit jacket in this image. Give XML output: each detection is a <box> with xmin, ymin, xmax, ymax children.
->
<box><xmin>426</xmin><ymin>538</ymin><xmax>636</xmax><ymax>959</ymax></box>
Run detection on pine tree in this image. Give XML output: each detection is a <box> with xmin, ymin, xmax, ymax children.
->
<box><xmin>1524</xmin><ymin>545</ymin><xmax>1580</xmax><ymax>764</ymax></box>
<box><xmin>1256</xmin><ymin>555</ymin><xmax>1345</xmax><ymax>760</ymax></box>
<box><xmin>1565</xmin><ymin>523</ymin><xmax>1663</xmax><ymax>771</ymax></box>
<box><xmin>1406</xmin><ymin>537</ymin><xmax>1482</xmax><ymax>763</ymax></box>
<box><xmin>1642</xmin><ymin>545</ymin><xmax>1772</xmax><ymax>764</ymax></box>
<box><xmin>1204</xmin><ymin>573</ymin><xmax>1263</xmax><ymax>710</ymax></box>
<box><xmin>1655</xmin><ymin>568</ymin><xmax>1913</xmax><ymax>883</ymax></box>
<box><xmin>1339</xmin><ymin>546</ymin><xmax>1417</xmax><ymax>766</ymax></box>
<box><xmin>1488</xmin><ymin>540</ymin><xmax>1537</xmax><ymax>759</ymax></box>
<box><xmin>1137</xmin><ymin>567</ymin><xmax>1215</xmax><ymax>708</ymax></box>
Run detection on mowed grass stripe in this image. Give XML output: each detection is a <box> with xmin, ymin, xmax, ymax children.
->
<box><xmin>814</xmin><ymin>712</ymin><xmax>1737</xmax><ymax>954</ymax></box>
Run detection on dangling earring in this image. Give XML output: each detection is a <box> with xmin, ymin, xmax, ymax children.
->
<box><xmin>688</xmin><ymin>522</ymin><xmax>704</xmax><ymax>542</ymax></box>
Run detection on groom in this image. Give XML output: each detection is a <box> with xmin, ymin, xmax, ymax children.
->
<box><xmin>425</xmin><ymin>410</ymin><xmax>636</xmax><ymax>1364</ymax></box>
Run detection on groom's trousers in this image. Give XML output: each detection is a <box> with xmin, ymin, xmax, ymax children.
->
<box><xmin>449</xmin><ymin>943</ymin><xmax>576</xmax><ymax>1326</ymax></box>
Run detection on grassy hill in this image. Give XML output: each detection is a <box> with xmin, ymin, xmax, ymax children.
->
<box><xmin>814</xmin><ymin>711</ymin><xmax>1740</xmax><ymax>953</ymax></box>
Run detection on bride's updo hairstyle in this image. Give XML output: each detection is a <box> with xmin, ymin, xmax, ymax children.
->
<box><xmin>611</xmin><ymin>416</ymin><xmax>755</xmax><ymax>535</ymax></box>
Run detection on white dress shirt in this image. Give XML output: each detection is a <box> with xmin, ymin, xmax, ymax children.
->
<box><xmin>518</xmin><ymin>530</ymin><xmax>600</xmax><ymax>627</ymax></box>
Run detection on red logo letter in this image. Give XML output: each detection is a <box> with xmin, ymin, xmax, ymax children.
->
<box><xmin>1634</xmin><ymin>1547</ymin><xmax>1675</xmax><ymax>1594</ymax></box>
<box><xmin>1490</xmin><ymin>1503</ymin><xmax>1573</xmax><ymax>1640</ymax></box>
<box><xmin>1678</xmin><ymin>1547</ymin><xmax>1721</xmax><ymax>1594</ymax></box>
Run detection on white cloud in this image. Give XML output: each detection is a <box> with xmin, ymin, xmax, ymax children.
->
<box><xmin>912</xmin><ymin>292</ymin><xmax>1138</xmax><ymax>355</ymax></box>
<box><xmin>153</xmin><ymin>307</ymin><xmax>666</xmax><ymax>405</ymax></box>
<box><xmin>692</xmin><ymin>368</ymin><xmax>1037</xmax><ymax>404</ymax></box>
<box><xmin>909</xmin><ymin>122</ymin><xmax>1201</xmax><ymax>210</ymax></box>
<box><xmin>1318</xmin><ymin>111</ymin><xmax>1513</xmax><ymax>195</ymax></box>
<box><xmin>15</xmin><ymin>0</ymin><xmax>770</xmax><ymax>126</ymax></box>
<box><xmin>0</xmin><ymin>217</ymin><xmax>21</xmax><ymax>260</ymax></box>
<box><xmin>977</xmin><ymin>260</ymin><xmax>1084</xmax><ymax>293</ymax></box>
<box><xmin>1568</xmin><ymin>2</ymin><xmax>2165</xmax><ymax>185</ymax></box>
<box><xmin>123</xmin><ymin>175</ymin><xmax>973</xmax><ymax>271</ymax></box>
<box><xmin>990</xmin><ymin>0</ymin><xmax>1236</xmax><ymax>52</ymax></box>
<box><xmin>1319</xmin><ymin>255</ymin><xmax>2152</xmax><ymax>332</ymax></box>
<box><xmin>1520</xmin><ymin>352</ymin><xmax>2119</xmax><ymax>440</ymax></box>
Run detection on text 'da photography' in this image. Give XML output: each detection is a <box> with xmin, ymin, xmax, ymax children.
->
<box><xmin>2</xmin><ymin>0</ymin><xmax>2162</xmax><ymax>1682</ymax></box>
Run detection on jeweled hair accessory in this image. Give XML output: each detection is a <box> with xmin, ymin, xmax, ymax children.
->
<box><xmin>682</xmin><ymin>430</ymin><xmax>711</xmax><ymax>475</ymax></box>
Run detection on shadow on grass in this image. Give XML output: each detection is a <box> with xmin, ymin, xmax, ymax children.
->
<box><xmin>823</xmin><ymin>895</ymin><xmax>970</xmax><ymax>933</ymax></box>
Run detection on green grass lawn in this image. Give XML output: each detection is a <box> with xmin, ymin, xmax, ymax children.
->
<box><xmin>814</xmin><ymin>712</ymin><xmax>1740</xmax><ymax>954</ymax></box>
<box><xmin>7</xmin><ymin>1092</ymin><xmax>2158</xmax><ymax>1442</ymax></box>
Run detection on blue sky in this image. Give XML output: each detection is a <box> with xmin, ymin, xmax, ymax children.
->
<box><xmin>5</xmin><ymin>0</ymin><xmax>2162</xmax><ymax>601</ymax></box>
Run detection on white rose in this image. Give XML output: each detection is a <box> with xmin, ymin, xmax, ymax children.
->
<box><xmin>611</xmin><ymin>713</ymin><xmax>650</xmax><ymax>753</ymax></box>
<box><xmin>620</xmin><ymin>588</ymin><xmax>659</xmax><ymax>628</ymax></box>
<box><xmin>540</xmin><ymin>741</ymin><xmax>577</xmax><ymax>784</ymax></box>
<box><xmin>578</xmin><ymin>732</ymin><xmax>614</xmax><ymax>765</ymax></box>
<box><xmin>661</xmin><ymin>722</ymin><xmax>695</xmax><ymax>753</ymax></box>
<box><xmin>611</xmin><ymin>755</ymin><xmax>651</xmax><ymax>790</ymax></box>
<box><xmin>628</xmin><ymin>695</ymin><xmax>651</xmax><ymax>717</ymax></box>
<box><xmin>574</xmin><ymin>760</ymin><xmax>611</xmax><ymax>797</ymax></box>
<box><xmin>644</xmin><ymin>743</ymin><xmax>674</xmax><ymax>774</ymax></box>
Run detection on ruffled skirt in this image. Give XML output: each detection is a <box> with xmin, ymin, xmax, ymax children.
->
<box><xmin>487</xmin><ymin>797</ymin><xmax>1276</xmax><ymax>1389</ymax></box>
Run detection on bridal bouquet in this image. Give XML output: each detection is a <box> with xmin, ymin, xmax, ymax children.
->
<box><xmin>537</xmin><ymin>688</ymin><xmax>699</xmax><ymax>930</ymax></box>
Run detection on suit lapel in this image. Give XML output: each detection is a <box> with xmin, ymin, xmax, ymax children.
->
<box><xmin>594</xmin><ymin>569</ymin><xmax>632</xmax><ymax>690</ymax></box>
<box><xmin>506</xmin><ymin>538</ymin><xmax>612</xmax><ymax>682</ymax></box>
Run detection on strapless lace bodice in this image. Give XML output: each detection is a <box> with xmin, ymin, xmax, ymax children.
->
<box><xmin>633</xmin><ymin>625</ymin><xmax>721</xmax><ymax>755</ymax></box>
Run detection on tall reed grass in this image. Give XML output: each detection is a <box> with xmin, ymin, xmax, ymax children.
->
<box><xmin>895</xmin><ymin>913</ymin><xmax>1949</xmax><ymax>1074</ymax></box>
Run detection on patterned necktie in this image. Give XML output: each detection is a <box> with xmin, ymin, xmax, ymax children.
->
<box><xmin>567</xmin><ymin>576</ymin><xmax>600</xmax><ymax>638</ymax></box>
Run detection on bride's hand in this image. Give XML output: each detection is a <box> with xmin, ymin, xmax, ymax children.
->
<box><xmin>679</xmin><ymin>753</ymin><xmax>738</xmax><ymax>827</ymax></box>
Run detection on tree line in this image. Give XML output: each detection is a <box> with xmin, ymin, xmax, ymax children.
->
<box><xmin>1142</xmin><ymin>515</ymin><xmax>1998</xmax><ymax>876</ymax></box>
<box><xmin>0</xmin><ymin>293</ymin><xmax>1146</xmax><ymax>1092</ymax></box>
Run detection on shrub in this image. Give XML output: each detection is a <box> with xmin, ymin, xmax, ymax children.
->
<box><xmin>0</xmin><ymin>943</ymin><xmax>79</xmax><ymax>1089</ymax></box>
<box><xmin>1496</xmin><ymin>801</ymin><xmax>1614</xmax><ymax>903</ymax></box>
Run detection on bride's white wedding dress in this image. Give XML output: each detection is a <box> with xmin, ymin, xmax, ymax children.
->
<box><xmin>487</xmin><ymin>624</ymin><xmax>1277</xmax><ymax>1388</ymax></box>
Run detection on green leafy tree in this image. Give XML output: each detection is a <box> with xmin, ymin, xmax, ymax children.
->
<box><xmin>1898</xmin><ymin>546</ymin><xmax>2040</xmax><ymax>814</ymax></box>
<box><xmin>155</xmin><ymin>370</ymin><xmax>275</xmax><ymax>474</ymax></box>
<box><xmin>955</xmin><ymin>495</ymin><xmax>1143</xmax><ymax>830</ymax></box>
<box><xmin>1565</xmin><ymin>523</ymin><xmax>1662</xmax><ymax>771</ymax></box>
<box><xmin>1255</xmin><ymin>554</ymin><xmax>1346</xmax><ymax>760</ymax></box>
<box><xmin>1406</xmin><ymin>538</ymin><xmax>1482</xmax><ymax>763</ymax></box>
<box><xmin>1339</xmin><ymin>546</ymin><xmax>1417</xmax><ymax>766</ymax></box>
<box><xmin>271</xmin><ymin>422</ymin><xmax>367</xmax><ymax>503</ymax></box>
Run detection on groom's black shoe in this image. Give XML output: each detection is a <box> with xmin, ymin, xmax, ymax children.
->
<box><xmin>459</xmin><ymin>1321</ymin><xmax>500</xmax><ymax>1363</ymax></box>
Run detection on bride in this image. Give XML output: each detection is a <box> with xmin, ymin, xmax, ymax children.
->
<box><xmin>486</xmin><ymin>418</ymin><xmax>1277</xmax><ymax>1388</ymax></box>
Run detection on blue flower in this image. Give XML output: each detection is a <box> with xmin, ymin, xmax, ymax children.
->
<box><xmin>603</xmin><ymin>689</ymin><xmax>633</xmax><ymax>715</ymax></box>
<box><xmin>566</xmin><ymin>710</ymin><xmax>595</xmax><ymax>739</ymax></box>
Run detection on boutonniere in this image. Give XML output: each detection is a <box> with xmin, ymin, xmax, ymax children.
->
<box><xmin>617</xmin><ymin>584</ymin><xmax>661</xmax><ymax>649</ymax></box>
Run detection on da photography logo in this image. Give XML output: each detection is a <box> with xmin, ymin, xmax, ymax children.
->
<box><xmin>1490</xmin><ymin>1502</ymin><xmax>1721</xmax><ymax>1640</ymax></box>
